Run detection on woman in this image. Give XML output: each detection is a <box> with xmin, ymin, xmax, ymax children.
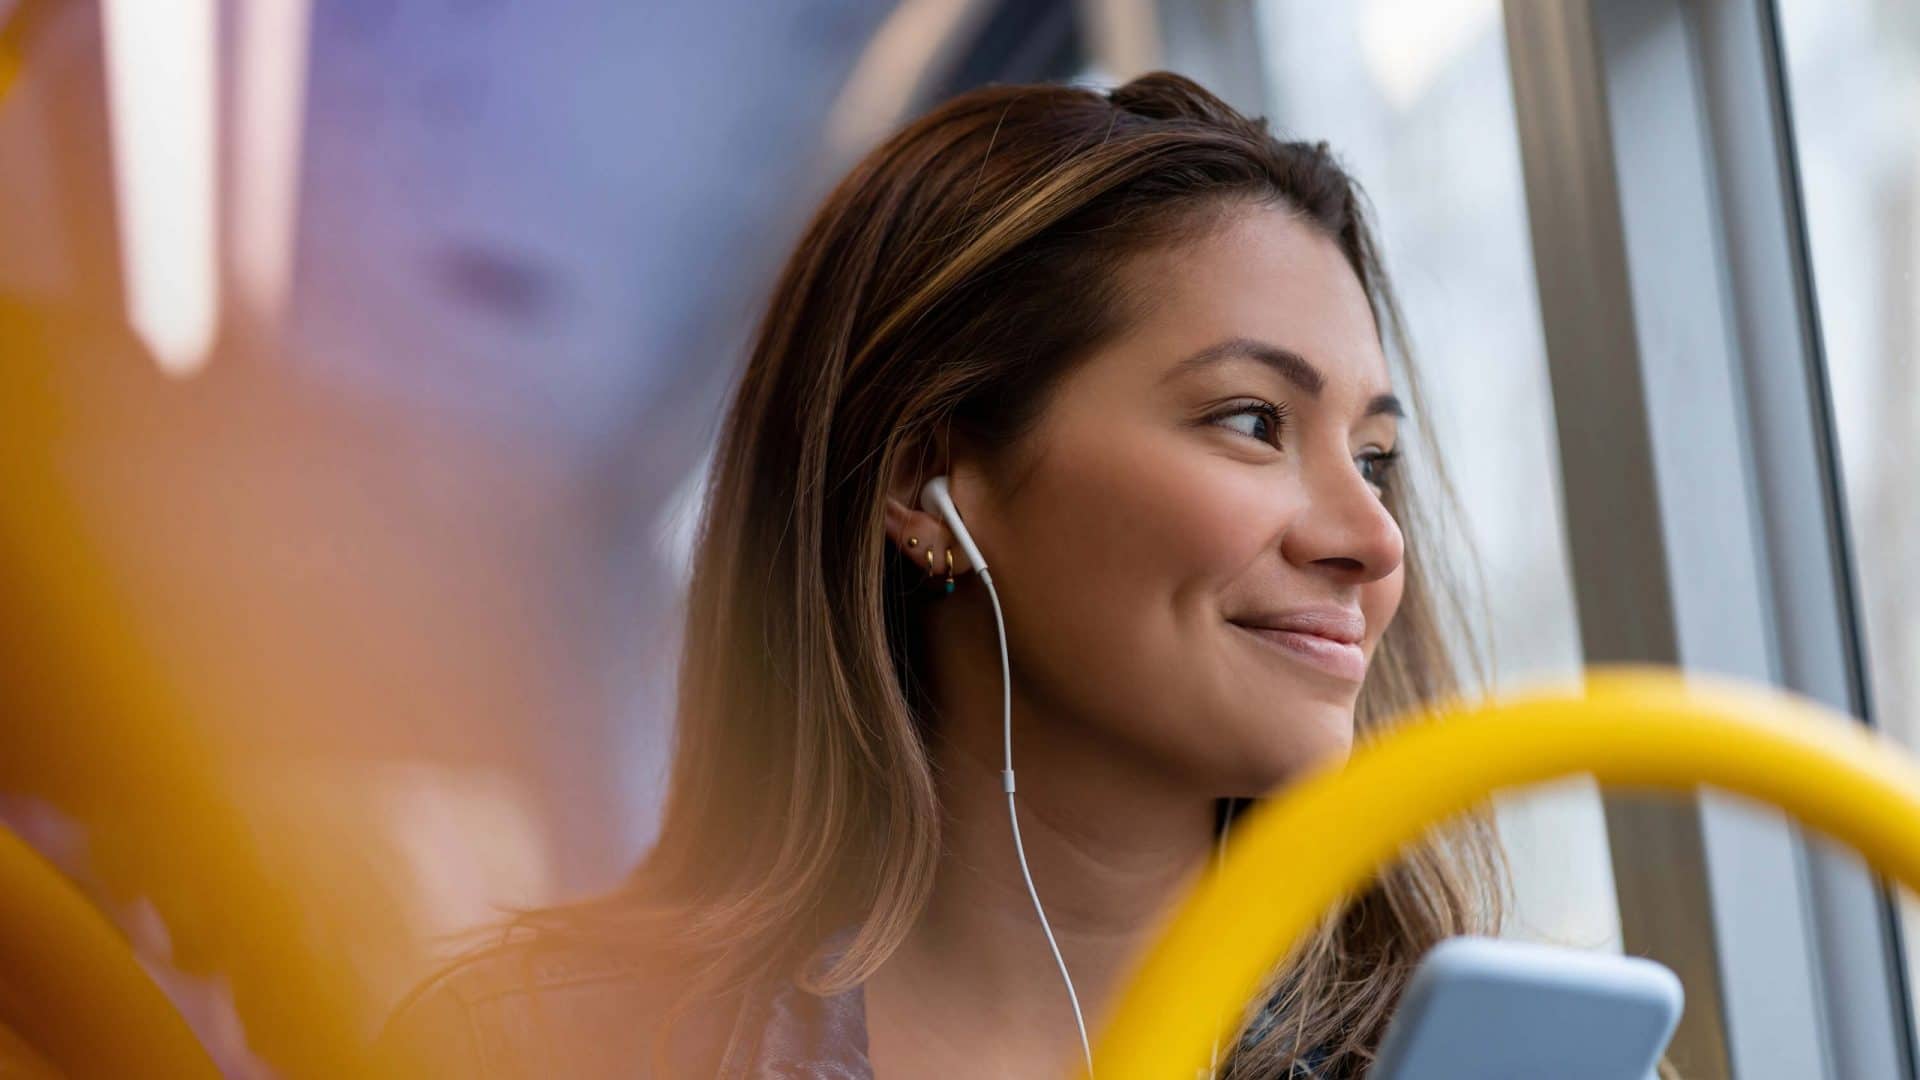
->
<box><xmin>379</xmin><ymin>71</ymin><xmax>1505</xmax><ymax>1078</ymax></box>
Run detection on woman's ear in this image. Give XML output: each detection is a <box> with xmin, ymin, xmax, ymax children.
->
<box><xmin>881</xmin><ymin>435</ymin><xmax>976</xmax><ymax>574</ymax></box>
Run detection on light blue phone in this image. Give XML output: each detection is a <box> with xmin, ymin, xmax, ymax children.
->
<box><xmin>1371</xmin><ymin>936</ymin><xmax>1683</xmax><ymax>1080</ymax></box>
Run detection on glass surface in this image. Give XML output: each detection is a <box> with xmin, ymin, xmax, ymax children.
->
<box><xmin>1778</xmin><ymin>0</ymin><xmax>1920</xmax><ymax>1031</ymax></box>
<box><xmin>1250</xmin><ymin>0</ymin><xmax>1623</xmax><ymax>953</ymax></box>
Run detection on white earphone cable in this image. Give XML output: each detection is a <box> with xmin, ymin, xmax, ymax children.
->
<box><xmin>978</xmin><ymin>567</ymin><xmax>1094</xmax><ymax>1076</ymax></box>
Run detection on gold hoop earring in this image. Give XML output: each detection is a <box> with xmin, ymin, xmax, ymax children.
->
<box><xmin>926</xmin><ymin>548</ymin><xmax>937</xmax><ymax>582</ymax></box>
<box><xmin>944</xmin><ymin>548</ymin><xmax>955</xmax><ymax>594</ymax></box>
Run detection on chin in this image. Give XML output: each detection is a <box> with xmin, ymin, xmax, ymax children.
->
<box><xmin>1225</xmin><ymin>712</ymin><xmax>1354</xmax><ymax>796</ymax></box>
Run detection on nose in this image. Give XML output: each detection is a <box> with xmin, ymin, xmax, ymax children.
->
<box><xmin>1278</xmin><ymin>451</ymin><xmax>1404</xmax><ymax>584</ymax></box>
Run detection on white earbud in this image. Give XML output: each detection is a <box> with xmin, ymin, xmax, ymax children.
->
<box><xmin>915</xmin><ymin>473</ymin><xmax>1092</xmax><ymax>1075</ymax></box>
<box><xmin>919</xmin><ymin>475</ymin><xmax>990</xmax><ymax>580</ymax></box>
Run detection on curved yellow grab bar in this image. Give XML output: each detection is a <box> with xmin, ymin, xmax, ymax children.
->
<box><xmin>0</xmin><ymin>826</ymin><xmax>218</xmax><ymax>1076</ymax></box>
<box><xmin>1090</xmin><ymin>665</ymin><xmax>1920</xmax><ymax>1079</ymax></box>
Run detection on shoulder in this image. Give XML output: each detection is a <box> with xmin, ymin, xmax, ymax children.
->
<box><xmin>374</xmin><ymin>935</ymin><xmax>753</xmax><ymax>1078</ymax></box>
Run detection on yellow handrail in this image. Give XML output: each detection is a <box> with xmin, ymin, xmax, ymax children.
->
<box><xmin>0</xmin><ymin>826</ymin><xmax>218</xmax><ymax>1076</ymax></box>
<box><xmin>0</xmin><ymin>0</ymin><xmax>34</xmax><ymax>111</ymax></box>
<box><xmin>1089</xmin><ymin>665</ymin><xmax>1920</xmax><ymax>1078</ymax></box>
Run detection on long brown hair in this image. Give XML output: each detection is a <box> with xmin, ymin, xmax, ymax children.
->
<box><xmin>519</xmin><ymin>71</ymin><xmax>1507</xmax><ymax>1077</ymax></box>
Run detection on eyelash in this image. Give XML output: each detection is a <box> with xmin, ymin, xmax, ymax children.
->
<box><xmin>1208</xmin><ymin>399</ymin><xmax>1291</xmax><ymax>447</ymax></box>
<box><xmin>1358</xmin><ymin>448</ymin><xmax>1401</xmax><ymax>495</ymax></box>
<box><xmin>1208</xmin><ymin>399</ymin><xmax>1402</xmax><ymax>494</ymax></box>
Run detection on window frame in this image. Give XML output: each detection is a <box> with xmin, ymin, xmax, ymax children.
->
<box><xmin>1503</xmin><ymin>0</ymin><xmax>1916</xmax><ymax>1076</ymax></box>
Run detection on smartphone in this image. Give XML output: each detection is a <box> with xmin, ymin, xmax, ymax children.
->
<box><xmin>1370</xmin><ymin>936</ymin><xmax>1683</xmax><ymax>1080</ymax></box>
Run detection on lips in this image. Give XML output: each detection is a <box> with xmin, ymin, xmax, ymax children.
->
<box><xmin>1228</xmin><ymin>609</ymin><xmax>1368</xmax><ymax>682</ymax></box>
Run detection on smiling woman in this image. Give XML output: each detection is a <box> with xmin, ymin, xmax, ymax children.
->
<box><xmin>377</xmin><ymin>71</ymin><xmax>1504</xmax><ymax>1079</ymax></box>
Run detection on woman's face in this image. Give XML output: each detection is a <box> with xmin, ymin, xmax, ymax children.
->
<box><xmin>965</xmin><ymin>205</ymin><xmax>1405</xmax><ymax>795</ymax></box>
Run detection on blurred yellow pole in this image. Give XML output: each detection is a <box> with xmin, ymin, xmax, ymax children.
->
<box><xmin>0</xmin><ymin>827</ymin><xmax>218</xmax><ymax>1076</ymax></box>
<box><xmin>1089</xmin><ymin>666</ymin><xmax>1920</xmax><ymax>1079</ymax></box>
<box><xmin>0</xmin><ymin>5</ymin><xmax>26</xmax><ymax>108</ymax></box>
<box><xmin>0</xmin><ymin>1020</ymin><xmax>62</xmax><ymax>1079</ymax></box>
<box><xmin>0</xmin><ymin>322</ymin><xmax>389</xmax><ymax>1076</ymax></box>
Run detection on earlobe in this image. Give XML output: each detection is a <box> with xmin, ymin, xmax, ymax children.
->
<box><xmin>881</xmin><ymin>490</ymin><xmax>979</xmax><ymax>579</ymax></box>
<box><xmin>882</xmin><ymin>494</ymin><xmax>944</xmax><ymax>563</ymax></box>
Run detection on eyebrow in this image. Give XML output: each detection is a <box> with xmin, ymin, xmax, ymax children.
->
<box><xmin>1163</xmin><ymin>336</ymin><xmax>1406</xmax><ymax>419</ymax></box>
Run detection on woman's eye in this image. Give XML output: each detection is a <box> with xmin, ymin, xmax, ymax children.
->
<box><xmin>1212</xmin><ymin>401</ymin><xmax>1289</xmax><ymax>447</ymax></box>
<box><xmin>1358</xmin><ymin>448</ymin><xmax>1401</xmax><ymax>493</ymax></box>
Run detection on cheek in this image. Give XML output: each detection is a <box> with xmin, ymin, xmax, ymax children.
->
<box><xmin>1013</xmin><ymin>432</ymin><xmax>1287</xmax><ymax>616</ymax></box>
<box><xmin>988</xmin><ymin>428</ymin><xmax>1302</xmax><ymax>757</ymax></box>
<box><xmin>1362</xmin><ymin>564</ymin><xmax>1406</xmax><ymax>656</ymax></box>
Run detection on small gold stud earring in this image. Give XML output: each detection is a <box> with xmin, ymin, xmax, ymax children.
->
<box><xmin>907</xmin><ymin>536</ymin><xmax>919</xmax><ymax>549</ymax></box>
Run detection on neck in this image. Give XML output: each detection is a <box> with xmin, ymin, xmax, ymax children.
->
<box><xmin>866</xmin><ymin>585</ymin><xmax>1220</xmax><ymax>1074</ymax></box>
